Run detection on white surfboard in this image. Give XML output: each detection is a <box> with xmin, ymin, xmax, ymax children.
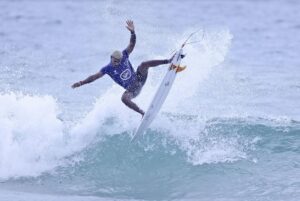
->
<box><xmin>131</xmin><ymin>49</ymin><xmax>186</xmax><ymax>142</ymax></box>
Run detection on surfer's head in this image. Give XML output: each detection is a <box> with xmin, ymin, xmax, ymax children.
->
<box><xmin>111</xmin><ymin>50</ymin><xmax>122</xmax><ymax>67</ymax></box>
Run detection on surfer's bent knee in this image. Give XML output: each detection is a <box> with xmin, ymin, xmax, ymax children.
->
<box><xmin>137</xmin><ymin>63</ymin><xmax>149</xmax><ymax>75</ymax></box>
<box><xmin>121</xmin><ymin>91</ymin><xmax>133</xmax><ymax>105</ymax></box>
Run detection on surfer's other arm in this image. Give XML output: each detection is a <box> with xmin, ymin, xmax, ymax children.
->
<box><xmin>125</xmin><ymin>20</ymin><xmax>136</xmax><ymax>55</ymax></box>
<box><xmin>71</xmin><ymin>71</ymin><xmax>104</xmax><ymax>88</ymax></box>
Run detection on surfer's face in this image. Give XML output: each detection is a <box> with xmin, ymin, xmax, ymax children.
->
<box><xmin>111</xmin><ymin>56</ymin><xmax>121</xmax><ymax>67</ymax></box>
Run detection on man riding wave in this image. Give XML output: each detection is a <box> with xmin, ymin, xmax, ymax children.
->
<box><xmin>72</xmin><ymin>20</ymin><xmax>172</xmax><ymax>116</ymax></box>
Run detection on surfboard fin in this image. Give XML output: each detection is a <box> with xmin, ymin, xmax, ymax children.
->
<box><xmin>170</xmin><ymin>64</ymin><xmax>186</xmax><ymax>73</ymax></box>
<box><xmin>176</xmin><ymin>65</ymin><xmax>186</xmax><ymax>73</ymax></box>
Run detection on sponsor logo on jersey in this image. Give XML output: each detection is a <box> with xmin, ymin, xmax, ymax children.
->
<box><xmin>120</xmin><ymin>69</ymin><xmax>131</xmax><ymax>80</ymax></box>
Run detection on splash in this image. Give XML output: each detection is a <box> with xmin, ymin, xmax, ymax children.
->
<box><xmin>0</xmin><ymin>92</ymin><xmax>66</xmax><ymax>179</ymax></box>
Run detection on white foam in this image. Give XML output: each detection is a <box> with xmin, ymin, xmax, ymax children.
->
<box><xmin>69</xmin><ymin>85</ymin><xmax>140</xmax><ymax>140</ymax></box>
<box><xmin>0</xmin><ymin>93</ymin><xmax>67</xmax><ymax>179</ymax></box>
<box><xmin>150</xmin><ymin>29</ymin><xmax>248</xmax><ymax>165</ymax></box>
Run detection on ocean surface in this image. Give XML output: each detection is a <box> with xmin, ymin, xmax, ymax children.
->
<box><xmin>0</xmin><ymin>0</ymin><xmax>299</xmax><ymax>200</ymax></box>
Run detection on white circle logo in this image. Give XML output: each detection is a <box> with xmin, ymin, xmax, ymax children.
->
<box><xmin>120</xmin><ymin>69</ymin><xmax>131</xmax><ymax>80</ymax></box>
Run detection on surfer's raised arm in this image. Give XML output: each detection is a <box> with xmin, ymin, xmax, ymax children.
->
<box><xmin>125</xmin><ymin>20</ymin><xmax>136</xmax><ymax>55</ymax></box>
<box><xmin>71</xmin><ymin>71</ymin><xmax>104</xmax><ymax>88</ymax></box>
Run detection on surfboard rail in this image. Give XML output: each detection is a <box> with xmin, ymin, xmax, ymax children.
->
<box><xmin>131</xmin><ymin>49</ymin><xmax>184</xmax><ymax>142</ymax></box>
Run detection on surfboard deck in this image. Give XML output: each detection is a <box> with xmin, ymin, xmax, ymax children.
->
<box><xmin>131</xmin><ymin>49</ymin><xmax>185</xmax><ymax>142</ymax></box>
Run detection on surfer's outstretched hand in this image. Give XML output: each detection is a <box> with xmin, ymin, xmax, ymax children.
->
<box><xmin>71</xmin><ymin>82</ymin><xmax>81</xmax><ymax>88</ymax></box>
<box><xmin>126</xmin><ymin>20</ymin><xmax>135</xmax><ymax>32</ymax></box>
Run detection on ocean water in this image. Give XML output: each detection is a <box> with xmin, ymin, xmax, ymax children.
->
<box><xmin>0</xmin><ymin>0</ymin><xmax>299</xmax><ymax>200</ymax></box>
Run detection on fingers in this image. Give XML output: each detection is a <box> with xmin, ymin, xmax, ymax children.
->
<box><xmin>126</xmin><ymin>20</ymin><xmax>133</xmax><ymax>26</ymax></box>
<box><xmin>125</xmin><ymin>20</ymin><xmax>134</xmax><ymax>31</ymax></box>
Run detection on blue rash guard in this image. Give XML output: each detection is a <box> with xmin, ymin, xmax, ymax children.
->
<box><xmin>100</xmin><ymin>50</ymin><xmax>136</xmax><ymax>89</ymax></box>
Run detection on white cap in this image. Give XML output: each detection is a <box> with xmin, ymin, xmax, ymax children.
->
<box><xmin>111</xmin><ymin>50</ymin><xmax>122</xmax><ymax>60</ymax></box>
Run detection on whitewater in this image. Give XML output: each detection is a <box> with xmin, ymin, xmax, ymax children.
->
<box><xmin>0</xmin><ymin>0</ymin><xmax>299</xmax><ymax>200</ymax></box>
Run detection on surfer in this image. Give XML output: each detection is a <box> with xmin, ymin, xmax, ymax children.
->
<box><xmin>71</xmin><ymin>20</ymin><xmax>172</xmax><ymax>116</ymax></box>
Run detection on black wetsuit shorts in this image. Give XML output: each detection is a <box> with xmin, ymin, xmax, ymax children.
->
<box><xmin>126</xmin><ymin>70</ymin><xmax>148</xmax><ymax>98</ymax></box>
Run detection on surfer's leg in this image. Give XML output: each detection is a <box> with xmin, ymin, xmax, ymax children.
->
<box><xmin>137</xmin><ymin>59</ymin><xmax>170</xmax><ymax>76</ymax></box>
<box><xmin>121</xmin><ymin>91</ymin><xmax>144</xmax><ymax>116</ymax></box>
<box><xmin>132</xmin><ymin>59</ymin><xmax>170</xmax><ymax>96</ymax></box>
